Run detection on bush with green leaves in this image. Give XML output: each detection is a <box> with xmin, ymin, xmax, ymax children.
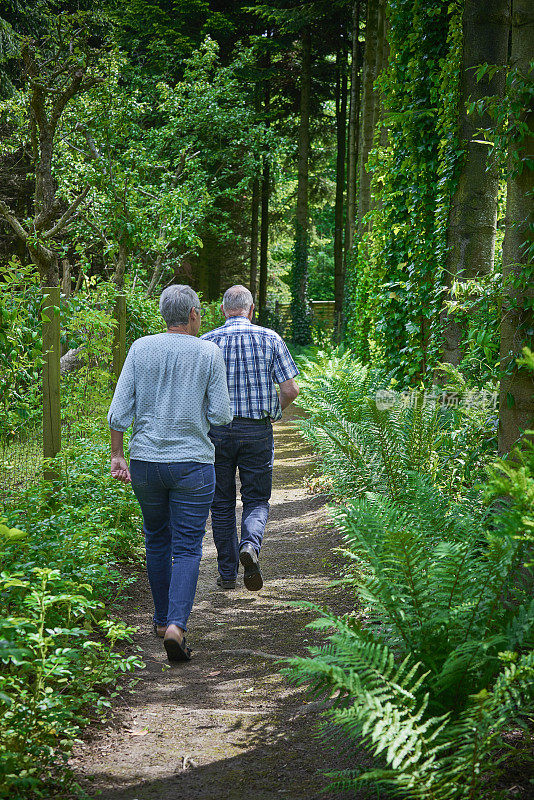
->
<box><xmin>0</xmin><ymin>421</ymin><xmax>144</xmax><ymax>798</ymax></box>
<box><xmin>0</xmin><ymin>260</ymin><xmax>43</xmax><ymax>441</ymax></box>
<box><xmin>286</xmin><ymin>348</ymin><xmax>533</xmax><ymax>799</ymax></box>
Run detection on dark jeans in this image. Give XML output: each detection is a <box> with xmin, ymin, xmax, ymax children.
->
<box><xmin>130</xmin><ymin>460</ymin><xmax>215</xmax><ymax>630</ymax></box>
<box><xmin>208</xmin><ymin>418</ymin><xmax>274</xmax><ymax>579</ymax></box>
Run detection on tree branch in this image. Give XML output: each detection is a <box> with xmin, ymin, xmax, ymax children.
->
<box><xmin>42</xmin><ymin>186</ymin><xmax>90</xmax><ymax>239</ymax></box>
<box><xmin>0</xmin><ymin>200</ymin><xmax>29</xmax><ymax>242</ymax></box>
<box><xmin>80</xmin><ymin>127</ymin><xmax>101</xmax><ymax>161</ymax></box>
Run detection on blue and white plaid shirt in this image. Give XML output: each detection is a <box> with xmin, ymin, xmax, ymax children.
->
<box><xmin>201</xmin><ymin>316</ymin><xmax>298</xmax><ymax>421</ymax></box>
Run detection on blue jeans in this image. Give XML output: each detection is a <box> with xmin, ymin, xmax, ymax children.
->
<box><xmin>208</xmin><ymin>419</ymin><xmax>274</xmax><ymax>579</ymax></box>
<box><xmin>130</xmin><ymin>460</ymin><xmax>215</xmax><ymax>630</ymax></box>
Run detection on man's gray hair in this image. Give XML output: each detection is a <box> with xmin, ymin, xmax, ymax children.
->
<box><xmin>159</xmin><ymin>285</ymin><xmax>201</xmax><ymax>327</ymax></box>
<box><xmin>223</xmin><ymin>285</ymin><xmax>253</xmax><ymax>314</ymax></box>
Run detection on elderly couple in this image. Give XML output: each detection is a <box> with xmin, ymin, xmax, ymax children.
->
<box><xmin>108</xmin><ymin>284</ymin><xmax>299</xmax><ymax>663</ymax></box>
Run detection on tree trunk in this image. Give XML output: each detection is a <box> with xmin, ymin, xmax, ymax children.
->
<box><xmin>291</xmin><ymin>26</ymin><xmax>312</xmax><ymax>345</ymax></box>
<box><xmin>61</xmin><ymin>258</ymin><xmax>71</xmax><ymax>297</ymax></box>
<box><xmin>258</xmin><ymin>158</ymin><xmax>270</xmax><ymax>324</ymax></box>
<box><xmin>113</xmin><ymin>242</ymin><xmax>128</xmax><ymax>288</ymax></box>
<box><xmin>250</xmin><ymin>177</ymin><xmax>260</xmax><ymax>302</ymax></box>
<box><xmin>498</xmin><ymin>0</ymin><xmax>534</xmax><ymax>454</ymax></box>
<box><xmin>258</xmin><ymin>46</ymin><xmax>271</xmax><ymax>325</ymax></box>
<box><xmin>344</xmin><ymin>0</ymin><xmax>362</xmax><ymax>261</ymax></box>
<box><xmin>334</xmin><ymin>40</ymin><xmax>348</xmax><ymax>336</ymax></box>
<box><xmin>442</xmin><ymin>0</ymin><xmax>510</xmax><ymax>366</ymax></box>
<box><xmin>357</xmin><ymin>0</ymin><xmax>379</xmax><ymax>235</ymax></box>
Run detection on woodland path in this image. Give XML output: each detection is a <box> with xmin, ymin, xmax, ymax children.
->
<box><xmin>69</xmin><ymin>410</ymin><xmax>378</xmax><ymax>800</ymax></box>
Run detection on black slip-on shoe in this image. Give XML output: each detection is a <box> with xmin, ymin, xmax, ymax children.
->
<box><xmin>216</xmin><ymin>575</ymin><xmax>237</xmax><ymax>590</ymax></box>
<box><xmin>239</xmin><ymin>543</ymin><xmax>263</xmax><ymax>591</ymax></box>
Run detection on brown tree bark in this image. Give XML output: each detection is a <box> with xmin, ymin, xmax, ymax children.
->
<box><xmin>357</xmin><ymin>0</ymin><xmax>379</xmax><ymax>235</ymax></box>
<box><xmin>498</xmin><ymin>0</ymin><xmax>534</xmax><ymax>453</ymax></box>
<box><xmin>334</xmin><ymin>39</ymin><xmax>348</xmax><ymax>335</ymax></box>
<box><xmin>442</xmin><ymin>0</ymin><xmax>510</xmax><ymax>366</ymax></box>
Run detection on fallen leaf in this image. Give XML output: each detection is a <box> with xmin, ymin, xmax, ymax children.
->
<box><xmin>207</xmin><ymin>670</ymin><xmax>221</xmax><ymax>677</ymax></box>
<box><xmin>126</xmin><ymin>728</ymin><xmax>149</xmax><ymax>736</ymax></box>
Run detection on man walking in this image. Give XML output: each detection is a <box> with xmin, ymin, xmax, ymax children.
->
<box><xmin>202</xmin><ymin>285</ymin><xmax>299</xmax><ymax>591</ymax></box>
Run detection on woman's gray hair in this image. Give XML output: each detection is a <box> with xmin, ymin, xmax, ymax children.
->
<box><xmin>223</xmin><ymin>285</ymin><xmax>253</xmax><ymax>314</ymax></box>
<box><xmin>159</xmin><ymin>285</ymin><xmax>201</xmax><ymax>327</ymax></box>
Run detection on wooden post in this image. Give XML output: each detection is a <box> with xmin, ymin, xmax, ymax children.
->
<box><xmin>42</xmin><ymin>286</ymin><xmax>61</xmax><ymax>480</ymax></box>
<box><xmin>113</xmin><ymin>293</ymin><xmax>127</xmax><ymax>384</ymax></box>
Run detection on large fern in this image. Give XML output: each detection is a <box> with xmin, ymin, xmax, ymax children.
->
<box><xmin>295</xmin><ymin>348</ymin><xmax>497</xmax><ymax>499</ymax></box>
<box><xmin>285</xmin><ymin>609</ymin><xmax>534</xmax><ymax>799</ymax></box>
<box><xmin>287</xmin><ymin>348</ymin><xmax>533</xmax><ymax>798</ymax></box>
<box><xmin>334</xmin><ymin>480</ymin><xmax>532</xmax><ymax>707</ymax></box>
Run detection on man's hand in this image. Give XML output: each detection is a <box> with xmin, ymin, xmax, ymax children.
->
<box><xmin>110</xmin><ymin>429</ymin><xmax>131</xmax><ymax>483</ymax></box>
<box><xmin>279</xmin><ymin>377</ymin><xmax>299</xmax><ymax>410</ymax></box>
<box><xmin>111</xmin><ymin>454</ymin><xmax>131</xmax><ymax>483</ymax></box>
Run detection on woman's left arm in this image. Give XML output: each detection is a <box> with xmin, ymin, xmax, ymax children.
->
<box><xmin>108</xmin><ymin>343</ymin><xmax>136</xmax><ymax>482</ymax></box>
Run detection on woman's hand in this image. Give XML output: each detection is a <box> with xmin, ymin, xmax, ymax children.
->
<box><xmin>111</xmin><ymin>454</ymin><xmax>131</xmax><ymax>483</ymax></box>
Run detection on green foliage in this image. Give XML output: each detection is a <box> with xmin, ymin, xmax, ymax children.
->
<box><xmin>295</xmin><ymin>347</ymin><xmax>497</xmax><ymax>498</ymax></box>
<box><xmin>485</xmin><ymin>431</ymin><xmax>534</xmax><ymax>565</ymax></box>
<box><xmin>0</xmin><ymin>418</ymin><xmax>144</xmax><ymax>797</ymax></box>
<box><xmin>287</xmin><ymin>349</ymin><xmax>533</xmax><ymax>798</ymax></box>
<box><xmin>0</xmin><ymin>260</ymin><xmax>43</xmax><ymax>440</ymax></box>
<box><xmin>286</xmin><ymin>621</ymin><xmax>534</xmax><ymax>799</ymax></box>
<box><xmin>345</xmin><ymin>0</ymin><xmax>462</xmax><ymax>380</ymax></box>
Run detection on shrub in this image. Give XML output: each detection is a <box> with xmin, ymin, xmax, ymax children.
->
<box><xmin>0</xmin><ymin>424</ymin><xmax>144</xmax><ymax>798</ymax></box>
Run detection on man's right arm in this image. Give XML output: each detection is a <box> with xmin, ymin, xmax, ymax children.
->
<box><xmin>273</xmin><ymin>335</ymin><xmax>299</xmax><ymax>411</ymax></box>
<box><xmin>279</xmin><ymin>377</ymin><xmax>299</xmax><ymax>410</ymax></box>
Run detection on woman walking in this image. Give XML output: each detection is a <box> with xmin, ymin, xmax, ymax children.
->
<box><xmin>108</xmin><ymin>285</ymin><xmax>232</xmax><ymax>662</ymax></box>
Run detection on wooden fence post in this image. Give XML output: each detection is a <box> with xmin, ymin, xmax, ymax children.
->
<box><xmin>42</xmin><ymin>287</ymin><xmax>61</xmax><ymax>480</ymax></box>
<box><xmin>112</xmin><ymin>293</ymin><xmax>127</xmax><ymax>384</ymax></box>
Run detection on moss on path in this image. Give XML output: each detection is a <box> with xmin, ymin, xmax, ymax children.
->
<box><xmin>70</xmin><ymin>410</ymin><xmax>378</xmax><ymax>800</ymax></box>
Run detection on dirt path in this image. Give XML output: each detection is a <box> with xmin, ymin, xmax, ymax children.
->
<box><xmin>70</xmin><ymin>411</ymin><xmax>376</xmax><ymax>800</ymax></box>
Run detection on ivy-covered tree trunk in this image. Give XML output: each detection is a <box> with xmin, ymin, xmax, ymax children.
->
<box><xmin>372</xmin><ymin>0</ymin><xmax>387</xmax><ymax>140</ymax></box>
<box><xmin>344</xmin><ymin>0</ymin><xmax>361</xmax><ymax>261</ymax></box>
<box><xmin>334</xmin><ymin>38</ymin><xmax>348</xmax><ymax>337</ymax></box>
<box><xmin>498</xmin><ymin>0</ymin><xmax>534</xmax><ymax>454</ymax></box>
<box><xmin>441</xmin><ymin>0</ymin><xmax>510</xmax><ymax>366</ymax></box>
<box><xmin>357</xmin><ymin>0</ymin><xmax>379</xmax><ymax>235</ymax></box>
<box><xmin>291</xmin><ymin>26</ymin><xmax>312</xmax><ymax>344</ymax></box>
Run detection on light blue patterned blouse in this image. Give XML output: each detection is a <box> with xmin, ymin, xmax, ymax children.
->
<box><xmin>108</xmin><ymin>333</ymin><xmax>232</xmax><ymax>463</ymax></box>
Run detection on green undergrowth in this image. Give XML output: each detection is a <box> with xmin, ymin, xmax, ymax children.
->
<box><xmin>0</xmin><ymin>418</ymin><xmax>144</xmax><ymax>798</ymax></box>
<box><xmin>286</xmin><ymin>346</ymin><xmax>534</xmax><ymax>799</ymax></box>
